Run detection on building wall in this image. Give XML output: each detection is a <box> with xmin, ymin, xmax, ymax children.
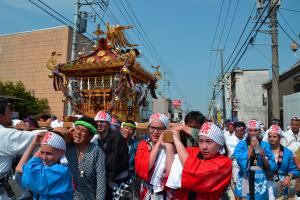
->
<box><xmin>265</xmin><ymin>63</ymin><xmax>300</xmax><ymax>126</ymax></box>
<box><xmin>0</xmin><ymin>26</ymin><xmax>90</xmax><ymax>117</ymax></box>
<box><xmin>283</xmin><ymin>92</ymin><xmax>300</xmax><ymax>128</ymax></box>
<box><xmin>152</xmin><ymin>97</ymin><xmax>171</xmax><ymax>117</ymax></box>
<box><xmin>232</xmin><ymin>70</ymin><xmax>269</xmax><ymax>124</ymax></box>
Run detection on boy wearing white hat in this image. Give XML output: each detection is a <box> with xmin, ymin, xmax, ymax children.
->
<box><xmin>16</xmin><ymin>132</ymin><xmax>73</xmax><ymax>199</ymax></box>
<box><xmin>165</xmin><ymin>122</ymin><xmax>232</xmax><ymax>200</ymax></box>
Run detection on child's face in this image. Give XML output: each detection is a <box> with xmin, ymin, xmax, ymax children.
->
<box><xmin>40</xmin><ymin>145</ymin><xmax>63</xmax><ymax>166</ymax></box>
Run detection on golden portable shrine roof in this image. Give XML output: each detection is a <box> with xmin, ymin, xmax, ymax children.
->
<box><xmin>53</xmin><ymin>23</ymin><xmax>157</xmax><ymax>84</ymax></box>
<box><xmin>57</xmin><ymin>49</ymin><xmax>157</xmax><ymax>83</ymax></box>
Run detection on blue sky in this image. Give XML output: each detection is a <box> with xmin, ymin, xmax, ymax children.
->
<box><xmin>1</xmin><ymin>0</ymin><xmax>299</xmax><ymax>115</ymax></box>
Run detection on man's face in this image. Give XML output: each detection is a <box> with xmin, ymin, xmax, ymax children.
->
<box><xmin>0</xmin><ymin>104</ymin><xmax>12</xmax><ymax>126</ymax></box>
<box><xmin>291</xmin><ymin>120</ymin><xmax>300</xmax><ymax>133</ymax></box>
<box><xmin>96</xmin><ymin>120</ymin><xmax>110</xmax><ymax>134</ymax></box>
<box><xmin>198</xmin><ymin>135</ymin><xmax>221</xmax><ymax>159</ymax></box>
<box><xmin>235</xmin><ymin>127</ymin><xmax>246</xmax><ymax>139</ymax></box>
<box><xmin>268</xmin><ymin>131</ymin><xmax>280</xmax><ymax>146</ymax></box>
<box><xmin>186</xmin><ymin>120</ymin><xmax>202</xmax><ymax>129</ymax></box>
<box><xmin>73</xmin><ymin>125</ymin><xmax>93</xmax><ymax>144</ymax></box>
<box><xmin>121</xmin><ymin>126</ymin><xmax>135</xmax><ymax>139</ymax></box>
<box><xmin>227</xmin><ymin>124</ymin><xmax>235</xmax><ymax>133</ymax></box>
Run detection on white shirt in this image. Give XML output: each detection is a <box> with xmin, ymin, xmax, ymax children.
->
<box><xmin>0</xmin><ymin>125</ymin><xmax>38</xmax><ymax>179</ymax></box>
<box><xmin>283</xmin><ymin>129</ymin><xmax>300</xmax><ymax>153</ymax></box>
<box><xmin>224</xmin><ymin>131</ymin><xmax>242</xmax><ymax>183</ymax></box>
<box><xmin>224</xmin><ymin>131</ymin><xmax>240</xmax><ymax>158</ymax></box>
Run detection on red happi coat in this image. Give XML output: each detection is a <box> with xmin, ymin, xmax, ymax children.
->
<box><xmin>135</xmin><ymin>140</ymin><xmax>170</xmax><ymax>199</ymax></box>
<box><xmin>173</xmin><ymin>148</ymin><xmax>232</xmax><ymax>200</ymax></box>
<box><xmin>135</xmin><ymin>140</ymin><xmax>151</xmax><ymax>181</ymax></box>
<box><xmin>135</xmin><ymin>140</ymin><xmax>153</xmax><ymax>199</ymax></box>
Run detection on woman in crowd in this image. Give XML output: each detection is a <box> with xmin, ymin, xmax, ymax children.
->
<box><xmin>16</xmin><ymin>132</ymin><xmax>73</xmax><ymax>199</ymax></box>
<box><xmin>135</xmin><ymin>113</ymin><xmax>174</xmax><ymax>199</ymax></box>
<box><xmin>166</xmin><ymin>122</ymin><xmax>232</xmax><ymax>199</ymax></box>
<box><xmin>66</xmin><ymin>116</ymin><xmax>106</xmax><ymax>200</ymax></box>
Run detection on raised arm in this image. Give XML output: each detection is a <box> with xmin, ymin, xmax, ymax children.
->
<box><xmin>16</xmin><ymin>133</ymin><xmax>43</xmax><ymax>173</ymax></box>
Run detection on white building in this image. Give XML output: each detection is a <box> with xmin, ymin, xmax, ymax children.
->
<box><xmin>228</xmin><ymin>68</ymin><xmax>269</xmax><ymax>124</ymax></box>
<box><xmin>152</xmin><ymin>97</ymin><xmax>172</xmax><ymax>118</ymax></box>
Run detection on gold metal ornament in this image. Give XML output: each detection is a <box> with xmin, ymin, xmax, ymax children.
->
<box><xmin>46</xmin><ymin>51</ymin><xmax>61</xmax><ymax>71</ymax></box>
<box><xmin>153</xmin><ymin>71</ymin><xmax>162</xmax><ymax>80</ymax></box>
<box><xmin>121</xmin><ymin>67</ymin><xmax>130</xmax><ymax>74</ymax></box>
<box><xmin>86</xmin><ymin>57</ymin><xmax>96</xmax><ymax>64</ymax></box>
<box><xmin>102</xmin><ymin>55</ymin><xmax>112</xmax><ymax>63</ymax></box>
<box><xmin>97</xmin><ymin>50</ymin><xmax>107</xmax><ymax>57</ymax></box>
<box><xmin>48</xmin><ymin>73</ymin><xmax>54</xmax><ymax>78</ymax></box>
<box><xmin>114</xmin><ymin>96</ymin><xmax>120</xmax><ymax>102</ymax></box>
<box><xmin>62</xmin><ymin>96</ymin><xmax>67</xmax><ymax>102</ymax></box>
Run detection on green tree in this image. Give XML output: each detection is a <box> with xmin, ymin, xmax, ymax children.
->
<box><xmin>0</xmin><ymin>81</ymin><xmax>50</xmax><ymax>118</ymax></box>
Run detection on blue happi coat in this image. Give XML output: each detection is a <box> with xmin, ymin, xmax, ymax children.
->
<box><xmin>271</xmin><ymin>146</ymin><xmax>300</xmax><ymax>197</ymax></box>
<box><xmin>22</xmin><ymin>157</ymin><xmax>74</xmax><ymax>200</ymax></box>
<box><xmin>234</xmin><ymin>140</ymin><xmax>276</xmax><ymax>200</ymax></box>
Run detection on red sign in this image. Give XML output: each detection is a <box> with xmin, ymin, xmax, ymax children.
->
<box><xmin>172</xmin><ymin>100</ymin><xmax>181</xmax><ymax>107</ymax></box>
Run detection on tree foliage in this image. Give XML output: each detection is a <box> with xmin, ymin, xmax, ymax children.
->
<box><xmin>0</xmin><ymin>81</ymin><xmax>50</xmax><ymax>118</ymax></box>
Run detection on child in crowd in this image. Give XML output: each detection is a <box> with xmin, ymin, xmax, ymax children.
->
<box><xmin>16</xmin><ymin>132</ymin><xmax>73</xmax><ymax>200</ymax></box>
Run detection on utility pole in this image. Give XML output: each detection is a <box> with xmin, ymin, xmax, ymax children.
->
<box><xmin>67</xmin><ymin>0</ymin><xmax>81</xmax><ymax>116</ymax></box>
<box><xmin>270</xmin><ymin>0</ymin><xmax>280</xmax><ymax>119</ymax></box>
<box><xmin>71</xmin><ymin>0</ymin><xmax>80</xmax><ymax>61</ymax></box>
<box><xmin>212</xmin><ymin>48</ymin><xmax>226</xmax><ymax>122</ymax></box>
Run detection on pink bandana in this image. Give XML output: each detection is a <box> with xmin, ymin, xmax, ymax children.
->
<box><xmin>149</xmin><ymin>113</ymin><xmax>169</xmax><ymax>128</ymax></box>
<box><xmin>198</xmin><ymin>122</ymin><xmax>224</xmax><ymax>146</ymax></box>
<box><xmin>247</xmin><ymin>120</ymin><xmax>260</xmax><ymax>129</ymax></box>
<box><xmin>41</xmin><ymin>132</ymin><xmax>66</xmax><ymax>152</ymax></box>
<box><xmin>268</xmin><ymin>125</ymin><xmax>282</xmax><ymax>137</ymax></box>
<box><xmin>94</xmin><ymin>111</ymin><xmax>112</xmax><ymax>123</ymax></box>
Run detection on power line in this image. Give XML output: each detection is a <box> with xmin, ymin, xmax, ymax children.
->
<box><xmin>223</xmin><ymin>3</ymin><xmax>256</xmax><ymax>73</ymax></box>
<box><xmin>278</xmin><ymin>21</ymin><xmax>300</xmax><ymax>47</ymax></box>
<box><xmin>278</xmin><ymin>10</ymin><xmax>300</xmax><ymax>40</ymax></box>
<box><xmin>208</xmin><ymin>0</ymin><xmax>277</xmax><ymax>108</ymax></box>
<box><xmin>224</xmin><ymin>0</ymin><xmax>280</xmax><ymax>76</ymax></box>
<box><xmin>28</xmin><ymin>0</ymin><xmax>70</xmax><ymax>26</ymax></box>
<box><xmin>122</xmin><ymin>0</ymin><xmax>168</xmax><ymax>68</ymax></box>
<box><xmin>84</xmin><ymin>0</ymin><xmax>106</xmax><ymax>25</ymax></box>
<box><xmin>110</xmin><ymin>0</ymin><xmax>161</xmax><ymax>65</ymax></box>
<box><xmin>223</xmin><ymin>1</ymin><xmax>271</xmax><ymax>74</ymax></box>
<box><xmin>109</xmin><ymin>0</ymin><xmax>188</xmax><ymax>102</ymax></box>
<box><xmin>223</xmin><ymin>0</ymin><xmax>240</xmax><ymax>48</ymax></box>
<box><xmin>207</xmin><ymin>0</ymin><xmax>225</xmax><ymax>105</ymax></box>
<box><xmin>216</xmin><ymin>0</ymin><xmax>232</xmax><ymax>48</ymax></box>
<box><xmin>28</xmin><ymin>0</ymin><xmax>96</xmax><ymax>39</ymax></box>
<box><xmin>280</xmin><ymin>8</ymin><xmax>300</xmax><ymax>13</ymax></box>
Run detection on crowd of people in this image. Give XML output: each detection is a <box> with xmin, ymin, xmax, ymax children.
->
<box><xmin>1</xmin><ymin>98</ymin><xmax>300</xmax><ymax>200</ymax></box>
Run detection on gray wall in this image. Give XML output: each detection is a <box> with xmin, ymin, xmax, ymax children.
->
<box><xmin>283</xmin><ymin>92</ymin><xmax>300</xmax><ymax>129</ymax></box>
<box><xmin>234</xmin><ymin>70</ymin><xmax>269</xmax><ymax>124</ymax></box>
